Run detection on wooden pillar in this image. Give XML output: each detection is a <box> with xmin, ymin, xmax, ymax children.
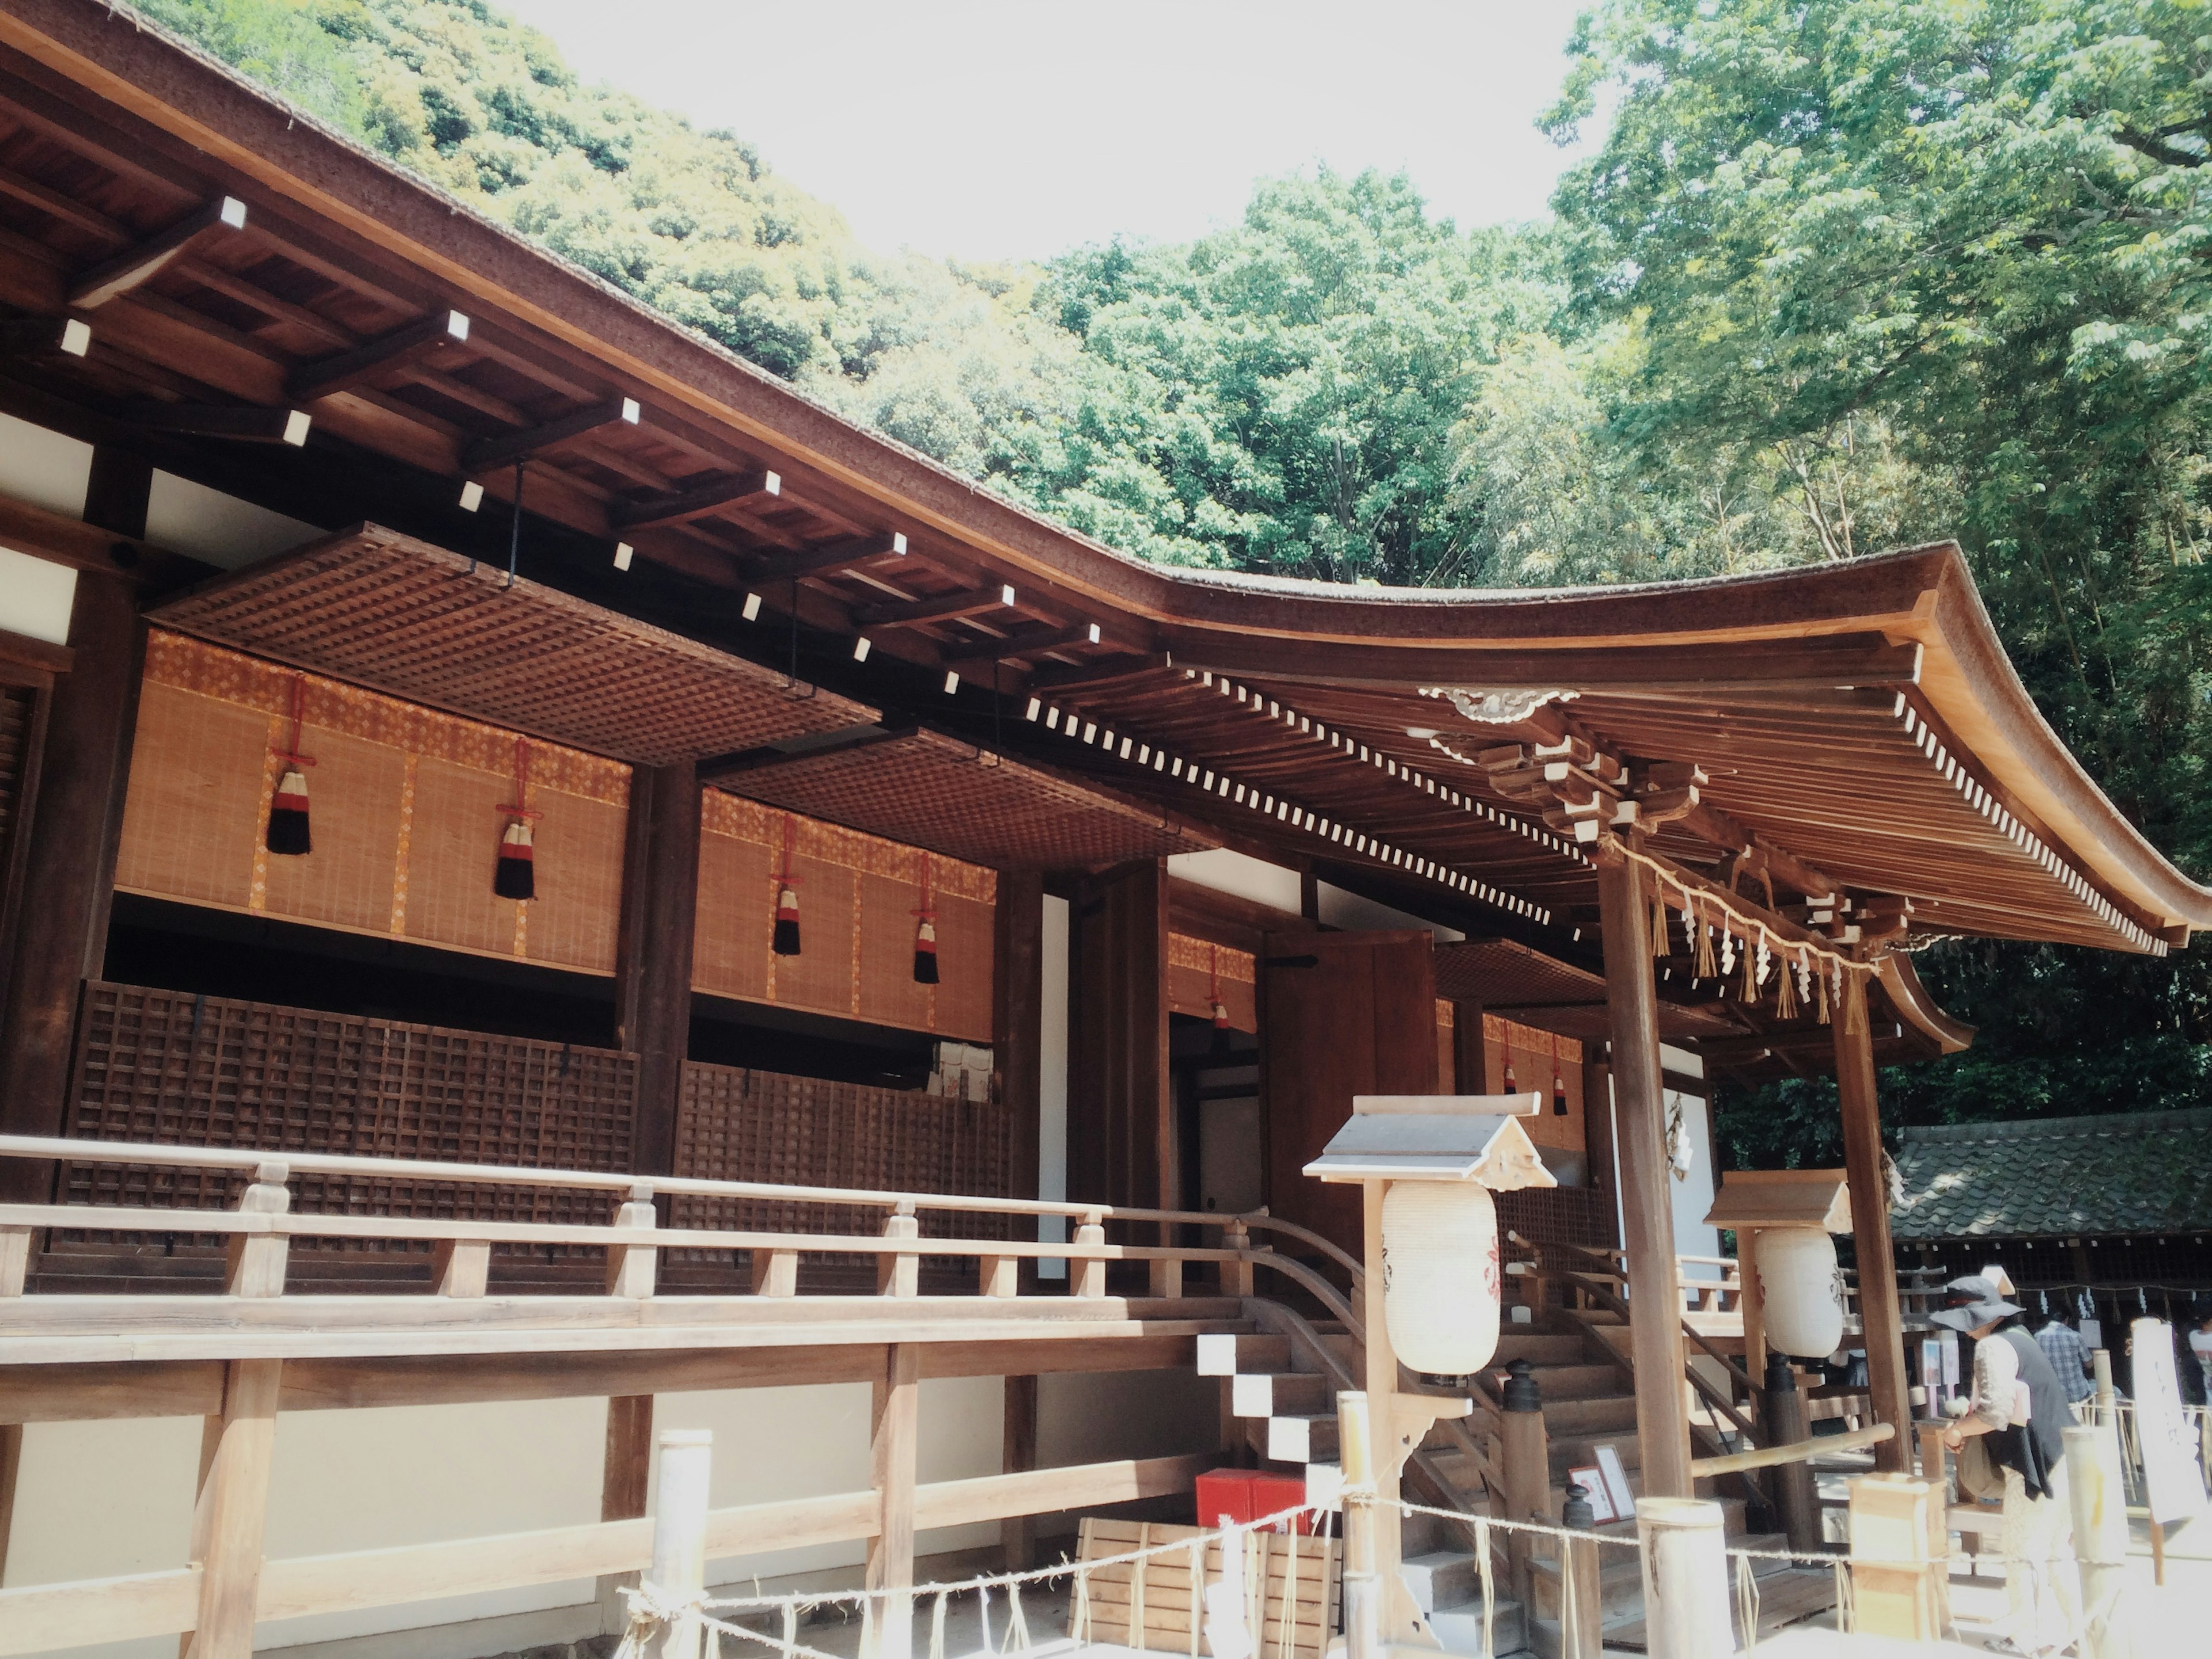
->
<box><xmin>0</xmin><ymin>554</ymin><xmax>144</xmax><ymax>1202</ymax></box>
<box><xmin>995</xmin><ymin>870</ymin><xmax>1045</xmax><ymax>1202</ymax></box>
<box><xmin>1738</xmin><ymin>1228</ymin><xmax>1768</xmax><ymax>1388</ymax></box>
<box><xmin>1595</xmin><ymin>855</ymin><xmax>1692</xmax><ymax>1499</ymax></box>
<box><xmin>597</xmin><ymin>1395</ymin><xmax>655</xmax><ymax>1633</ymax></box>
<box><xmin>1835</xmin><ymin>974</ymin><xmax>1910</xmax><ymax>1474</ymax></box>
<box><xmin>1067</xmin><ymin>859</ymin><xmax>1171</xmax><ymax>1218</ymax></box>
<box><xmin>1001</xmin><ymin>1373</ymin><xmax>1038</xmax><ymax>1570</ymax></box>
<box><xmin>616</xmin><ymin>762</ymin><xmax>699</xmax><ymax>1177</ymax></box>
<box><xmin>184</xmin><ymin>1359</ymin><xmax>282</xmax><ymax>1659</ymax></box>
<box><xmin>1361</xmin><ymin>1182</ymin><xmax>1423</xmax><ymax>1643</ymax></box>
<box><xmin>1451</xmin><ymin>1000</ymin><xmax>1487</xmax><ymax>1093</ymax></box>
<box><xmin>866</xmin><ymin>1343</ymin><xmax>920</xmax><ymax>1659</ymax></box>
<box><xmin>0</xmin><ymin>1419</ymin><xmax>20</xmax><ymax>1586</ymax></box>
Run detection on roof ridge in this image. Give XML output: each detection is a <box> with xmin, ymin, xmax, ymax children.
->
<box><xmin>1900</xmin><ymin>1107</ymin><xmax>2212</xmax><ymax>1143</ymax></box>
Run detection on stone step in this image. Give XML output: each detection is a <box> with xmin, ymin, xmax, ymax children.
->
<box><xmin>1528</xmin><ymin>1547</ymin><xmax>1643</xmax><ymax>1622</ymax></box>
<box><xmin>1429</xmin><ymin>1593</ymin><xmax>1529</xmax><ymax>1658</ymax></box>
<box><xmin>1401</xmin><ymin>1549</ymin><xmax>1481</xmax><ymax>1613</ymax></box>
<box><xmin>1541</xmin><ymin>1395</ymin><xmax>1641</xmax><ymax>1437</ymax></box>
<box><xmin>1195</xmin><ymin>1332</ymin><xmax>1292</xmax><ymax>1376</ymax></box>
<box><xmin>1230</xmin><ymin>1370</ymin><xmax>1332</xmax><ymax>1418</ymax></box>
<box><xmin>1266</xmin><ymin>1413</ymin><xmax>1340</xmax><ymax>1464</ymax></box>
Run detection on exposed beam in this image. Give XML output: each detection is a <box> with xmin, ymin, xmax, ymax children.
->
<box><xmin>746</xmin><ymin>532</ymin><xmax>907</xmax><ymax>584</ymax></box>
<box><xmin>856</xmin><ymin>586</ymin><xmax>1021</xmax><ymax>628</ymax></box>
<box><xmin>121</xmin><ymin>402</ymin><xmax>310</xmax><ymax>446</ymax></box>
<box><xmin>613</xmin><ymin>468</ymin><xmax>781</xmax><ymax>531</ymax></box>
<box><xmin>0</xmin><ymin>316</ymin><xmax>88</xmax><ymax>358</ymax></box>
<box><xmin>465</xmin><ymin>395</ymin><xmax>639</xmax><ymax>474</ymax></box>
<box><xmin>943</xmin><ymin>622</ymin><xmax>1107</xmax><ymax>677</ymax></box>
<box><xmin>0</xmin><ymin>160</ymin><xmax>127</xmax><ymax>247</ymax></box>
<box><xmin>67</xmin><ymin>196</ymin><xmax>247</xmax><ymax>309</ymax></box>
<box><xmin>289</xmin><ymin>309</ymin><xmax>470</xmax><ymax>401</ymax></box>
<box><xmin>1696</xmin><ymin>1022</ymin><xmax>1902</xmax><ymax>1062</ymax></box>
<box><xmin>1680</xmin><ymin>801</ymin><xmax>1843</xmax><ymax>905</ymax></box>
<box><xmin>1029</xmin><ymin>652</ymin><xmax>1175</xmax><ymax>694</ymax></box>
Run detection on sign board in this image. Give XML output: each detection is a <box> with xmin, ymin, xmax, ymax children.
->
<box><xmin>1567</xmin><ymin>1465</ymin><xmax>1617</xmax><ymax>1524</ymax></box>
<box><xmin>2131</xmin><ymin>1317</ymin><xmax>2209</xmax><ymax>1527</ymax></box>
<box><xmin>1593</xmin><ymin>1443</ymin><xmax>1635</xmax><ymax>1521</ymax></box>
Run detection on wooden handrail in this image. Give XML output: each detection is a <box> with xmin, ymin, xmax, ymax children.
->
<box><xmin>1691</xmin><ymin>1423</ymin><xmax>1893</xmax><ymax>1478</ymax></box>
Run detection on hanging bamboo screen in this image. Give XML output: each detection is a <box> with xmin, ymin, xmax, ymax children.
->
<box><xmin>61</xmin><ymin>981</ymin><xmax>635</xmax><ymax>1240</ymax></box>
<box><xmin>1165</xmin><ymin>933</ymin><xmax>1256</xmax><ymax>1031</ymax></box>
<box><xmin>693</xmin><ymin>791</ymin><xmax>995</xmax><ymax>1040</ymax></box>
<box><xmin>113</xmin><ymin>632</ymin><xmax>630</xmax><ymax>975</ymax></box>
<box><xmin>670</xmin><ymin>1058</ymin><xmax>1013</xmax><ymax>1243</ymax></box>
<box><xmin>1483</xmin><ymin>1012</ymin><xmax>1586</xmax><ymax>1153</ymax></box>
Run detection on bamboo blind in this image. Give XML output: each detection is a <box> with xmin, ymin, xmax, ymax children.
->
<box><xmin>694</xmin><ymin>791</ymin><xmax>995</xmax><ymax>1040</ymax></box>
<box><xmin>1070</xmin><ymin>1518</ymin><xmax>1339</xmax><ymax>1659</ymax></box>
<box><xmin>1166</xmin><ymin>933</ymin><xmax>1257</xmax><ymax>1032</ymax></box>
<box><xmin>114</xmin><ymin>632</ymin><xmax>629</xmax><ymax>975</ymax></box>
<box><xmin>62</xmin><ymin>981</ymin><xmax>635</xmax><ymax>1242</ymax></box>
<box><xmin>670</xmin><ymin>1058</ymin><xmax>1013</xmax><ymax>1244</ymax></box>
<box><xmin>1483</xmin><ymin>1012</ymin><xmax>1586</xmax><ymax>1153</ymax></box>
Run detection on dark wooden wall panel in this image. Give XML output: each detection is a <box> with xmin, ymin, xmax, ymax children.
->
<box><xmin>1066</xmin><ymin>861</ymin><xmax>1171</xmax><ymax>1217</ymax></box>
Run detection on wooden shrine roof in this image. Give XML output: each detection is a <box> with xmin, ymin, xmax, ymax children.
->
<box><xmin>149</xmin><ymin>526</ymin><xmax>877</xmax><ymax>765</ymax></box>
<box><xmin>0</xmin><ymin>0</ymin><xmax>2204</xmax><ymax>988</ymax></box>
<box><xmin>714</xmin><ymin>728</ymin><xmax>1214</xmax><ymax>871</ymax></box>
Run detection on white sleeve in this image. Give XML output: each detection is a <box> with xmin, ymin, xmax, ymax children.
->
<box><xmin>1970</xmin><ymin>1335</ymin><xmax>2018</xmax><ymax>1432</ymax></box>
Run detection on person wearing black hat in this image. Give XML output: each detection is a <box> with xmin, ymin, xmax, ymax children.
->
<box><xmin>1932</xmin><ymin>1275</ymin><xmax>2079</xmax><ymax>1655</ymax></box>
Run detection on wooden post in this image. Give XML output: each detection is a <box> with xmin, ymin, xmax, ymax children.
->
<box><xmin>2065</xmin><ymin>1423</ymin><xmax>2133</xmax><ymax>1659</ymax></box>
<box><xmin>1359</xmin><ymin>1182</ymin><xmax>1427</xmax><ymax>1643</ymax></box>
<box><xmin>1596</xmin><ymin>856</ymin><xmax>1693</xmax><ymax>1498</ymax></box>
<box><xmin>1847</xmin><ymin>1472</ymin><xmax>1939</xmax><ymax>1641</ymax></box>
<box><xmin>598</xmin><ymin>1395</ymin><xmax>655</xmax><ymax>1634</ymax></box>
<box><xmin>1834</xmin><ymin>974</ymin><xmax>1910</xmax><ymax>1474</ymax></box>
<box><xmin>1559</xmin><ymin>1486</ymin><xmax>1603</xmax><ymax>1659</ymax></box>
<box><xmin>1737</xmin><ymin>1228</ymin><xmax>1768</xmax><ymax>1389</ymax></box>
<box><xmin>616</xmin><ymin>762</ymin><xmax>699</xmax><ymax>1177</ymax></box>
<box><xmin>0</xmin><ymin>559</ymin><xmax>145</xmax><ymax>1202</ymax></box>
<box><xmin>183</xmin><ymin>1359</ymin><xmax>282</xmax><ymax>1659</ymax></box>
<box><xmin>1452</xmin><ymin>1000</ymin><xmax>1487</xmax><ymax>1093</ymax></box>
<box><xmin>0</xmin><ymin>1420</ymin><xmax>20</xmax><ymax>1586</ymax></box>
<box><xmin>1066</xmin><ymin>860</ymin><xmax>1172</xmax><ymax>1224</ymax></box>
<box><xmin>1338</xmin><ymin>1389</ymin><xmax>1378</xmax><ymax>1659</ymax></box>
<box><xmin>648</xmin><ymin>1427</ymin><xmax>713</xmax><ymax>1659</ymax></box>
<box><xmin>878</xmin><ymin>1203</ymin><xmax>919</xmax><ymax>1298</ymax></box>
<box><xmin>1498</xmin><ymin>1361</ymin><xmax>1549</xmax><ymax>1613</ymax></box>
<box><xmin>866</xmin><ymin>1343</ymin><xmax>920</xmax><ymax>1659</ymax></box>
<box><xmin>1634</xmin><ymin>1497</ymin><xmax>1734</xmax><ymax>1659</ymax></box>
<box><xmin>1001</xmin><ymin>1374</ymin><xmax>1038</xmax><ymax>1571</ymax></box>
<box><xmin>995</xmin><ymin>869</ymin><xmax>1044</xmax><ymax>1209</ymax></box>
<box><xmin>1761</xmin><ymin>1355</ymin><xmax>1820</xmax><ymax>1553</ymax></box>
<box><xmin>607</xmin><ymin>1184</ymin><xmax>659</xmax><ymax>1299</ymax></box>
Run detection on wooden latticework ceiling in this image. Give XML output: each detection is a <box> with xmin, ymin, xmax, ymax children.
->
<box><xmin>150</xmin><ymin>529</ymin><xmax>877</xmax><ymax>764</ymax></box>
<box><xmin>719</xmin><ymin>729</ymin><xmax>1214</xmax><ymax>872</ymax></box>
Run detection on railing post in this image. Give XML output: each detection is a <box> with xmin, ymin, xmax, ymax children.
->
<box><xmin>1847</xmin><ymin>1472</ymin><xmax>1938</xmax><ymax>1642</ymax></box>
<box><xmin>225</xmin><ymin>1161</ymin><xmax>290</xmax><ymax>1298</ymax></box>
<box><xmin>1499</xmin><ymin>1359</ymin><xmax>1548</xmax><ymax>1612</ymax></box>
<box><xmin>183</xmin><ymin>1358</ymin><xmax>283</xmax><ymax>1659</ymax></box>
<box><xmin>647</xmin><ymin>1428</ymin><xmax>713</xmax><ymax>1659</ymax></box>
<box><xmin>865</xmin><ymin>1343</ymin><xmax>920</xmax><ymax>1659</ymax></box>
<box><xmin>1634</xmin><ymin>1497</ymin><xmax>1735</xmax><ymax>1659</ymax></box>
<box><xmin>607</xmin><ymin>1183</ymin><xmax>658</xmax><ymax>1299</ymax></box>
<box><xmin>2066</xmin><ymin>1422</ymin><xmax>2133</xmax><ymax>1659</ymax></box>
<box><xmin>1338</xmin><ymin>1389</ymin><xmax>1378</xmax><ymax>1659</ymax></box>
<box><xmin>1559</xmin><ymin>1485</ymin><xmax>1603</xmax><ymax>1659</ymax></box>
<box><xmin>1147</xmin><ymin>1255</ymin><xmax>1183</xmax><ymax>1299</ymax></box>
<box><xmin>1761</xmin><ymin>1353</ymin><xmax>1819</xmax><ymax>1552</ymax></box>
<box><xmin>1220</xmin><ymin>1219</ymin><xmax>1255</xmax><ymax>1296</ymax></box>
<box><xmin>1073</xmin><ymin>1210</ymin><xmax>1106</xmax><ymax>1298</ymax></box>
<box><xmin>750</xmin><ymin>1247</ymin><xmax>797</xmax><ymax>1297</ymax></box>
<box><xmin>0</xmin><ymin>1223</ymin><xmax>29</xmax><ymax>1296</ymax></box>
<box><xmin>431</xmin><ymin>1237</ymin><xmax>491</xmax><ymax>1298</ymax></box>
<box><xmin>878</xmin><ymin>1202</ymin><xmax>919</xmax><ymax>1298</ymax></box>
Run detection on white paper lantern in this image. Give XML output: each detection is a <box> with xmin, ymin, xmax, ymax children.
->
<box><xmin>1758</xmin><ymin>1225</ymin><xmax>1846</xmax><ymax>1358</ymax></box>
<box><xmin>1381</xmin><ymin>1180</ymin><xmax>1501</xmax><ymax>1376</ymax></box>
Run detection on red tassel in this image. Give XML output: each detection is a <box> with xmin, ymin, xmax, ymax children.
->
<box><xmin>1503</xmin><ymin>1056</ymin><xmax>1518</xmax><ymax>1094</ymax></box>
<box><xmin>912</xmin><ymin>854</ymin><xmax>938</xmax><ymax>983</ymax></box>
<box><xmin>1552</xmin><ymin>1058</ymin><xmax>1569</xmax><ymax>1117</ymax></box>
<box><xmin>772</xmin><ymin>815</ymin><xmax>802</xmax><ymax>956</ymax></box>
<box><xmin>494</xmin><ymin>737</ymin><xmax>540</xmax><ymax>901</ymax></box>
<box><xmin>266</xmin><ymin>673</ymin><xmax>315</xmax><ymax>857</ymax></box>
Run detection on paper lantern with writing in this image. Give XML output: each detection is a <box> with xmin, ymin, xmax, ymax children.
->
<box><xmin>1380</xmin><ymin>1180</ymin><xmax>1502</xmax><ymax>1378</ymax></box>
<box><xmin>1758</xmin><ymin>1225</ymin><xmax>1846</xmax><ymax>1359</ymax></box>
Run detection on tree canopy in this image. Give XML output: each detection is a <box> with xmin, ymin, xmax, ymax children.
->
<box><xmin>124</xmin><ymin>0</ymin><xmax>2212</xmax><ymax>1160</ymax></box>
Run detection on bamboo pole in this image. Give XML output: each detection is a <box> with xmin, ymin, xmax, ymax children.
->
<box><xmin>1338</xmin><ymin>1390</ymin><xmax>1377</xmax><ymax>1659</ymax></box>
<box><xmin>1634</xmin><ymin>1497</ymin><xmax>1735</xmax><ymax>1658</ymax></box>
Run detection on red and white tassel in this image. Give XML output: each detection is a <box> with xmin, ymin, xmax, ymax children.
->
<box><xmin>772</xmin><ymin>815</ymin><xmax>802</xmax><ymax>956</ymax></box>
<box><xmin>265</xmin><ymin>673</ymin><xmax>315</xmax><ymax>857</ymax></box>
<box><xmin>912</xmin><ymin>854</ymin><xmax>938</xmax><ymax>984</ymax></box>
<box><xmin>493</xmin><ymin>737</ymin><xmax>539</xmax><ymax>901</ymax></box>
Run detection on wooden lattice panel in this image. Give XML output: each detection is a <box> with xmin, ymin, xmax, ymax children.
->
<box><xmin>63</xmin><ymin>982</ymin><xmax>634</xmax><ymax>1240</ymax></box>
<box><xmin>1070</xmin><ymin>1518</ymin><xmax>1339</xmax><ymax>1658</ymax></box>
<box><xmin>671</xmin><ymin>1059</ymin><xmax>1012</xmax><ymax>1244</ymax></box>
<box><xmin>150</xmin><ymin>528</ymin><xmax>878</xmax><ymax>766</ymax></box>
<box><xmin>722</xmin><ymin>729</ymin><xmax>1213</xmax><ymax>871</ymax></box>
<box><xmin>1497</xmin><ymin>1186</ymin><xmax>1617</xmax><ymax>1251</ymax></box>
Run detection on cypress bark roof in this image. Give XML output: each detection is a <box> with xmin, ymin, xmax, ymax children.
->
<box><xmin>1889</xmin><ymin>1108</ymin><xmax>2212</xmax><ymax>1240</ymax></box>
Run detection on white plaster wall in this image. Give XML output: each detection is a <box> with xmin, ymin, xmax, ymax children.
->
<box><xmin>1661</xmin><ymin>1045</ymin><xmax>1722</xmax><ymax>1279</ymax></box>
<box><xmin>1037</xmin><ymin>892</ymin><xmax>1070</xmax><ymax>1277</ymax></box>
<box><xmin>1038</xmin><ymin>1370</ymin><xmax>1219</xmax><ymax>1468</ymax></box>
<box><xmin>145</xmin><ymin>472</ymin><xmax>320</xmax><ymax>569</ymax></box>
<box><xmin>1314</xmin><ymin>882</ymin><xmax>1464</xmax><ymax>943</ymax></box>
<box><xmin>0</xmin><ymin>411</ymin><xmax>92</xmax><ymax>520</ymax></box>
<box><xmin>0</xmin><ymin>543</ymin><xmax>78</xmax><ymax>646</ymax></box>
<box><xmin>1167</xmin><ymin>849</ymin><xmax>1302</xmax><ymax>915</ymax></box>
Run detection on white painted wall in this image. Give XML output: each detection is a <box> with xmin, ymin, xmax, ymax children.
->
<box><xmin>146</xmin><ymin>472</ymin><xmax>320</xmax><ymax>569</ymax></box>
<box><xmin>0</xmin><ymin>544</ymin><xmax>78</xmax><ymax>646</ymax></box>
<box><xmin>1601</xmin><ymin>1047</ymin><xmax>1723</xmax><ymax>1295</ymax></box>
<box><xmin>1166</xmin><ymin>849</ymin><xmax>1302</xmax><ymax>915</ymax></box>
<box><xmin>1315</xmin><ymin>881</ymin><xmax>1464</xmax><ymax>942</ymax></box>
<box><xmin>0</xmin><ymin>411</ymin><xmax>91</xmax><ymax>520</ymax></box>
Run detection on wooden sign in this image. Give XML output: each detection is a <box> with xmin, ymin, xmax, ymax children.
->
<box><xmin>2131</xmin><ymin>1317</ymin><xmax>2209</xmax><ymax>1527</ymax></box>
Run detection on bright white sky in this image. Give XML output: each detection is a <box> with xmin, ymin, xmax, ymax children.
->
<box><xmin>501</xmin><ymin>0</ymin><xmax>1597</xmax><ymax>260</ymax></box>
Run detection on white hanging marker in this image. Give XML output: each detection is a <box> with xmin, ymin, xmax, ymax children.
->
<box><xmin>1086</xmin><ymin>622</ymin><xmax>1101</xmax><ymax>643</ymax></box>
<box><xmin>1024</xmin><ymin>698</ymin><xmax>1041</xmax><ymax>722</ymax></box>
<box><xmin>942</xmin><ymin>671</ymin><xmax>960</xmax><ymax>695</ymax></box>
<box><xmin>613</xmin><ymin>541</ymin><xmax>634</xmax><ymax>571</ymax></box>
<box><xmin>1000</xmin><ymin>584</ymin><xmax>1016</xmax><ymax>605</ymax></box>
<box><xmin>459</xmin><ymin>480</ymin><xmax>484</xmax><ymax>512</ymax></box>
<box><xmin>741</xmin><ymin>592</ymin><xmax>762</xmax><ymax>621</ymax></box>
<box><xmin>852</xmin><ymin>637</ymin><xmax>871</xmax><ymax>662</ymax></box>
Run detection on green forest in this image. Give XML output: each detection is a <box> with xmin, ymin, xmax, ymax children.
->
<box><xmin>132</xmin><ymin>0</ymin><xmax>2212</xmax><ymax>1164</ymax></box>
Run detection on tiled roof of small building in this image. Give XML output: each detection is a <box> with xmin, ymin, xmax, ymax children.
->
<box><xmin>1889</xmin><ymin>1108</ymin><xmax>2212</xmax><ymax>1240</ymax></box>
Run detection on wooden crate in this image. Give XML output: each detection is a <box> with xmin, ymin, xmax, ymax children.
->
<box><xmin>1069</xmin><ymin>1518</ymin><xmax>1339</xmax><ymax>1659</ymax></box>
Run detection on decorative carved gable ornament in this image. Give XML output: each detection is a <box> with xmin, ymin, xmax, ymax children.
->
<box><xmin>1426</xmin><ymin>687</ymin><xmax>1582</xmax><ymax>725</ymax></box>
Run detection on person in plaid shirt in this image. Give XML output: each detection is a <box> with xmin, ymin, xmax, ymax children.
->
<box><xmin>2036</xmin><ymin>1309</ymin><xmax>2095</xmax><ymax>1406</ymax></box>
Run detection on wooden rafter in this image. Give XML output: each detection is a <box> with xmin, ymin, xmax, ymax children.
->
<box><xmin>613</xmin><ymin>469</ymin><xmax>781</xmax><ymax>532</ymax></box>
<box><xmin>465</xmin><ymin>395</ymin><xmax>639</xmax><ymax>474</ymax></box>
<box><xmin>67</xmin><ymin>194</ymin><xmax>246</xmax><ymax>309</ymax></box>
<box><xmin>290</xmin><ymin>309</ymin><xmax>471</xmax><ymax>401</ymax></box>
